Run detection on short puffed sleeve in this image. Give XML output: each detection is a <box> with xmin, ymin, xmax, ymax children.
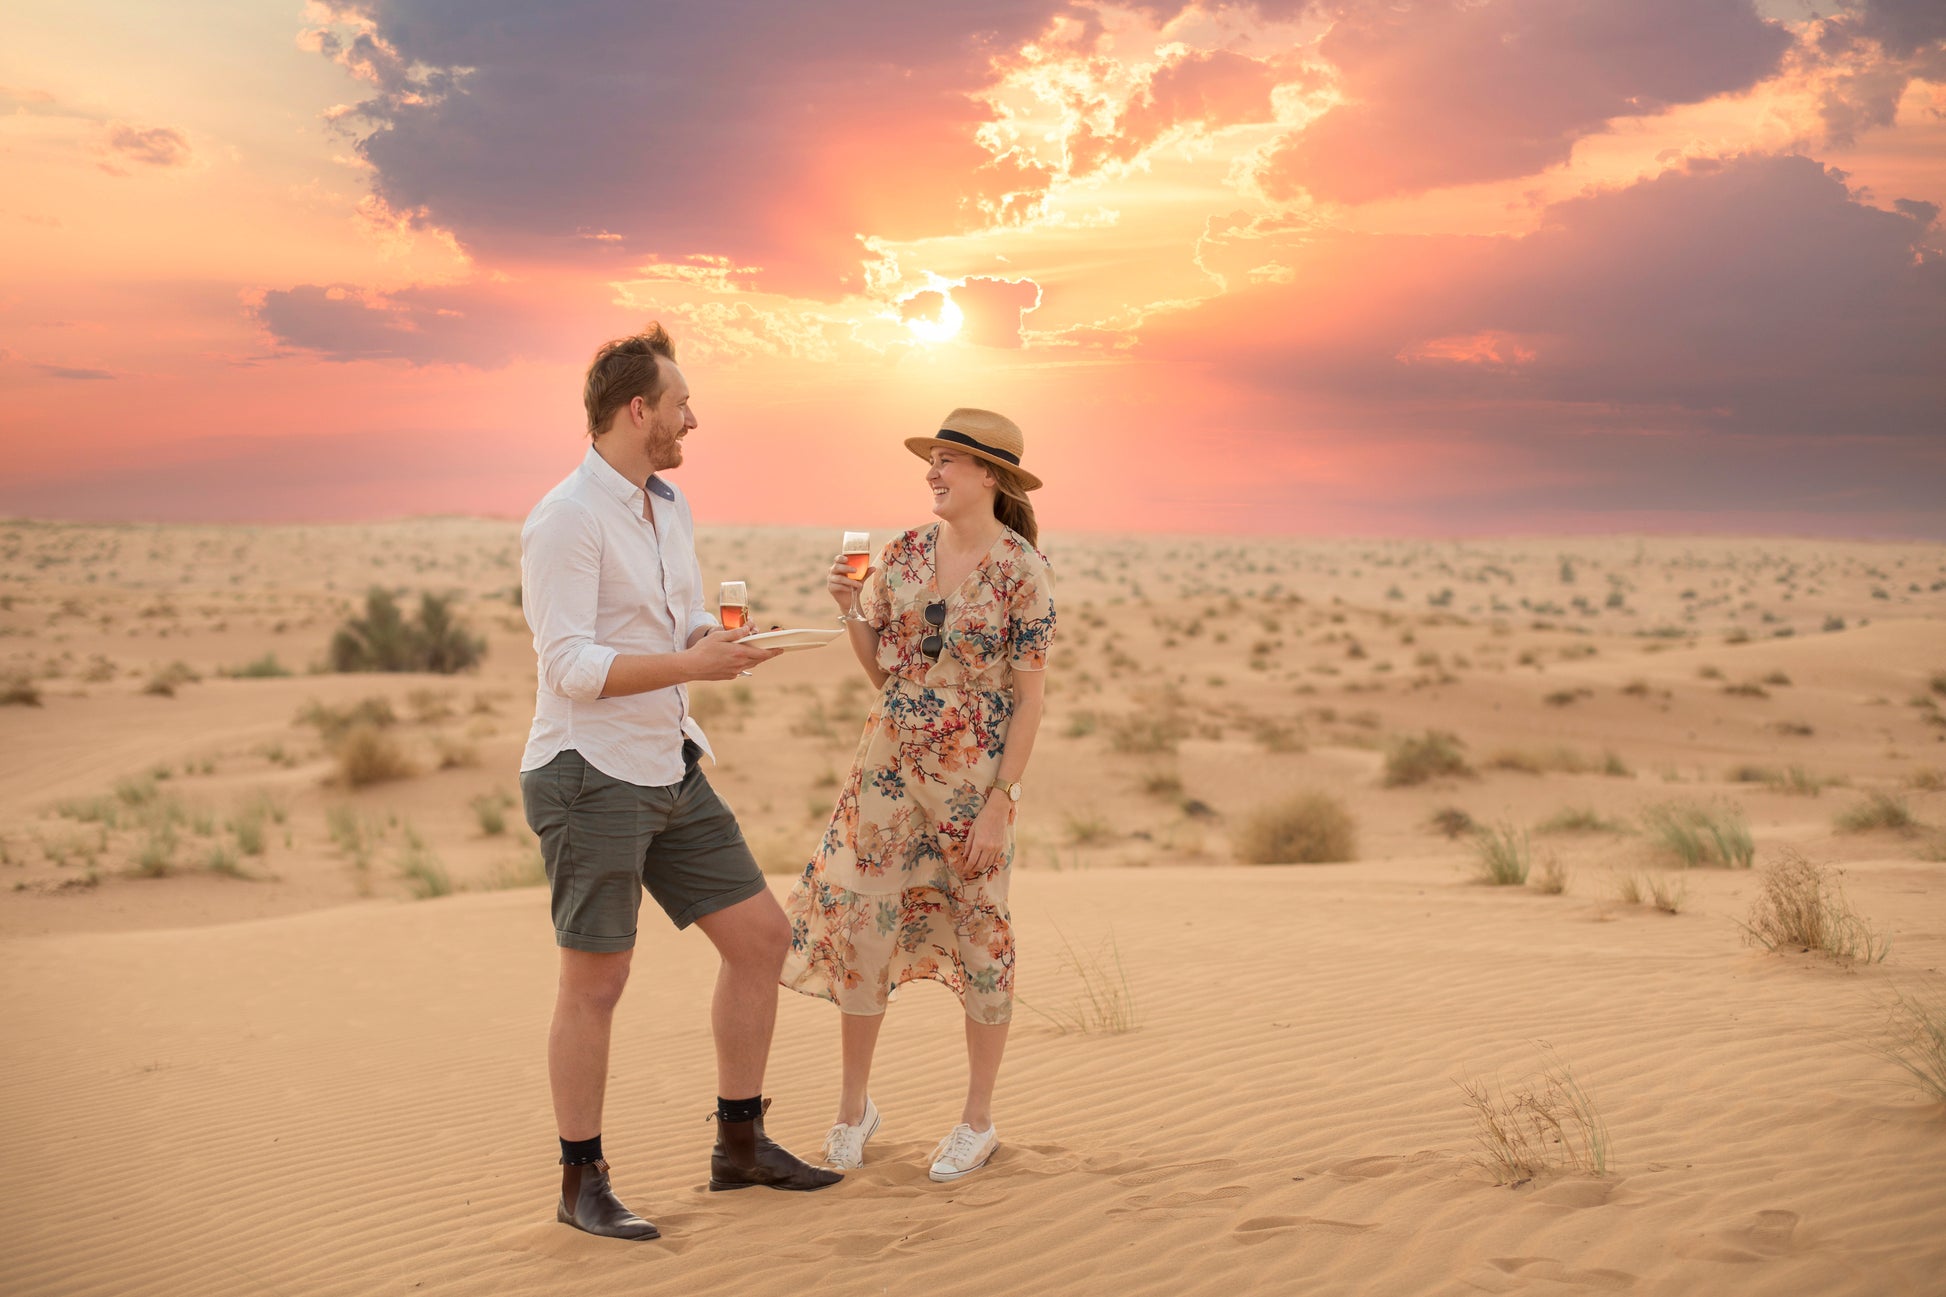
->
<box><xmin>1006</xmin><ymin>549</ymin><xmax>1056</xmax><ymax>672</ymax></box>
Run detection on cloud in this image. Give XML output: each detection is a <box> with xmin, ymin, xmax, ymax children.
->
<box><xmin>102</xmin><ymin>123</ymin><xmax>193</xmax><ymax>170</ymax></box>
<box><xmin>1258</xmin><ymin>0</ymin><xmax>1793</xmax><ymax>203</ymax></box>
<box><xmin>1069</xmin><ymin>48</ymin><xmax>1291</xmax><ymax>176</ymax></box>
<box><xmin>252</xmin><ymin>282</ymin><xmax>529</xmax><ymax>367</ymax></box>
<box><xmin>950</xmin><ymin>276</ymin><xmax>1043</xmax><ymax>347</ymax></box>
<box><xmin>1807</xmin><ymin>0</ymin><xmax>1946</xmax><ymax>146</ymax></box>
<box><xmin>32</xmin><ymin>364</ymin><xmax>116</xmax><ymax>380</ymax></box>
<box><xmin>1135</xmin><ymin>153</ymin><xmax>1946</xmax><ymax>518</ymax></box>
<box><xmin>300</xmin><ymin>0</ymin><xmax>1077</xmax><ymax>293</ymax></box>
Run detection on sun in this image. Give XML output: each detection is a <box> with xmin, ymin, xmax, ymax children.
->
<box><xmin>905</xmin><ymin>297</ymin><xmax>964</xmax><ymax>344</ymax></box>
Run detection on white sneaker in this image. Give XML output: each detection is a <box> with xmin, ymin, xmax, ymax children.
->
<box><xmin>928</xmin><ymin>1122</ymin><xmax>999</xmax><ymax>1182</ymax></box>
<box><xmin>820</xmin><ymin>1097</ymin><xmax>880</xmax><ymax>1170</ymax></box>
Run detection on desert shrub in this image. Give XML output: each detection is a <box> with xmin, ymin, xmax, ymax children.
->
<box><xmin>396</xmin><ymin>840</ymin><xmax>452</xmax><ymax>899</ymax></box>
<box><xmin>228</xmin><ymin>806</ymin><xmax>267</xmax><ymax>856</ymax></box>
<box><xmin>1530</xmin><ymin>854</ymin><xmax>1568</xmax><ymax>895</ymax></box>
<box><xmin>406</xmin><ymin>688</ymin><xmax>455</xmax><ymax>723</ymax></box>
<box><xmin>142</xmin><ymin>661</ymin><xmax>201</xmax><ymax>697</ymax></box>
<box><xmin>1383</xmin><ymin>730</ymin><xmax>1471</xmax><ymax>787</ymax></box>
<box><xmin>1908</xmin><ymin>768</ymin><xmax>1945</xmax><ymax>793</ymax></box>
<box><xmin>203</xmin><ymin>843</ymin><xmax>247</xmax><ymax>878</ymax></box>
<box><xmin>1835</xmin><ymin>792</ymin><xmax>1916</xmax><ymax>835</ymax></box>
<box><xmin>1104</xmin><ymin>712</ymin><xmax>1188</xmax><ymax>754</ymax></box>
<box><xmin>1</xmin><ymin>676</ymin><xmax>42</xmax><ymax>707</ymax></box>
<box><xmin>1064</xmin><ymin>813</ymin><xmax>1114</xmax><ymax>846</ymax></box>
<box><xmin>1064</xmin><ymin>710</ymin><xmax>1099</xmax><ymax>738</ymax></box>
<box><xmin>1235</xmin><ymin>791</ymin><xmax>1357</xmax><ymax>864</ymax></box>
<box><xmin>335</xmin><ymin>724</ymin><xmax>418</xmax><ymax>788</ymax></box>
<box><xmin>225</xmin><ymin>653</ymin><xmax>291</xmax><ymax>678</ymax></box>
<box><xmin>1739</xmin><ymin>849</ymin><xmax>1888</xmax><ymax>963</ymax></box>
<box><xmin>1535</xmin><ymin>807</ymin><xmax>1626</xmax><ymax>835</ymax></box>
<box><xmin>1428</xmin><ymin>806</ymin><xmax>1476</xmax><ymax>839</ymax></box>
<box><xmin>297</xmin><ymin>696</ymin><xmax>398</xmax><ymax>740</ymax></box>
<box><xmin>1472</xmin><ymin>823</ymin><xmax>1530</xmax><ymax>885</ymax></box>
<box><xmin>1138</xmin><ymin>768</ymin><xmax>1183</xmax><ymax>798</ymax></box>
<box><xmin>1722</xmin><ymin>681</ymin><xmax>1770</xmax><ymax>699</ymax></box>
<box><xmin>1643</xmin><ymin>801</ymin><xmax>1753</xmax><ymax>869</ymax></box>
<box><xmin>433</xmin><ymin>736</ymin><xmax>479</xmax><ymax>770</ymax></box>
<box><xmin>1876</xmin><ymin>986</ymin><xmax>1946</xmax><ymax>1104</ymax></box>
<box><xmin>1459</xmin><ymin>1048</ymin><xmax>1609</xmax><ymax>1185</ymax></box>
<box><xmin>472</xmin><ymin>792</ymin><xmax>511</xmax><ymax>835</ymax></box>
<box><xmin>329</xmin><ymin>588</ymin><xmax>484</xmax><ymax>675</ymax></box>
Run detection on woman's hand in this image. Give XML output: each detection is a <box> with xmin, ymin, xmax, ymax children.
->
<box><xmin>828</xmin><ymin>554</ymin><xmax>873</xmax><ymax>613</ymax></box>
<box><xmin>958</xmin><ymin>795</ymin><xmax>1012</xmax><ymax>879</ymax></box>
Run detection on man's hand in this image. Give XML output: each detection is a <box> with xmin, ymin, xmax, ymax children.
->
<box><xmin>686</xmin><ymin>626</ymin><xmax>781</xmax><ymax>680</ymax></box>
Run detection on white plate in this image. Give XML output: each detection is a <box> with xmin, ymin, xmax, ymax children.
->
<box><xmin>741</xmin><ymin>627</ymin><xmax>844</xmax><ymax>652</ymax></box>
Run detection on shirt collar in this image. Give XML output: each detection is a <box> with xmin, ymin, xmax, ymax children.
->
<box><xmin>580</xmin><ymin>444</ymin><xmax>673</xmax><ymax>505</ymax></box>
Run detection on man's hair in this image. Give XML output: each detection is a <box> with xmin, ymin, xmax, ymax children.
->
<box><xmin>584</xmin><ymin>324</ymin><xmax>677</xmax><ymax>437</ymax></box>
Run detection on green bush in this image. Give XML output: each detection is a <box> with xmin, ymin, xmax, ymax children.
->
<box><xmin>329</xmin><ymin>589</ymin><xmax>485</xmax><ymax>675</ymax></box>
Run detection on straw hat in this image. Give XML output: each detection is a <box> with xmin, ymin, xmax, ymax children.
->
<box><xmin>904</xmin><ymin>407</ymin><xmax>1043</xmax><ymax>492</ymax></box>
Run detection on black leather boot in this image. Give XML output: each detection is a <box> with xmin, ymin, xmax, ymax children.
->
<box><xmin>708</xmin><ymin>1099</ymin><xmax>844</xmax><ymax>1192</ymax></box>
<box><xmin>557</xmin><ymin>1158</ymin><xmax>661</xmax><ymax>1239</ymax></box>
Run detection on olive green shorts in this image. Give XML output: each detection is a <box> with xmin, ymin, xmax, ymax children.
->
<box><xmin>520</xmin><ymin>746</ymin><xmax>766</xmax><ymax>952</ymax></box>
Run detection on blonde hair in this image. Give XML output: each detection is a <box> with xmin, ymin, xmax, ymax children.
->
<box><xmin>584</xmin><ymin>323</ymin><xmax>676</xmax><ymax>437</ymax></box>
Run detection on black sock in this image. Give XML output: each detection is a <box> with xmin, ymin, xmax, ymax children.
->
<box><xmin>560</xmin><ymin>1134</ymin><xmax>603</xmax><ymax>1166</ymax></box>
<box><xmin>717</xmin><ymin>1095</ymin><xmax>764</xmax><ymax>1124</ymax></box>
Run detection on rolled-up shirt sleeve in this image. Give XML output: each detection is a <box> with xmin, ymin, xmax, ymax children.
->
<box><xmin>680</xmin><ymin>495</ymin><xmax>718</xmax><ymax>645</ymax></box>
<box><xmin>522</xmin><ymin>499</ymin><xmax>618</xmax><ymax>701</ymax></box>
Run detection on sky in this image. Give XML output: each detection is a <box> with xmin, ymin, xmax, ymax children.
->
<box><xmin>1</xmin><ymin>0</ymin><xmax>1943</xmax><ymax>538</ymax></box>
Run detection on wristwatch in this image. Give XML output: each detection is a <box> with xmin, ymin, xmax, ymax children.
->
<box><xmin>990</xmin><ymin>780</ymin><xmax>1022</xmax><ymax>802</ymax></box>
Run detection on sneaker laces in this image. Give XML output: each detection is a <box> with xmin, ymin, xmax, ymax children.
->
<box><xmin>822</xmin><ymin>1119</ymin><xmax>864</xmax><ymax>1166</ymax></box>
<box><xmin>937</xmin><ymin>1124</ymin><xmax>986</xmax><ymax>1165</ymax></box>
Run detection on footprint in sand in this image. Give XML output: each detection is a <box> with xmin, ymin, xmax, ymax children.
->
<box><xmin>1483</xmin><ymin>1257</ymin><xmax>1639</xmax><ymax>1290</ymax></box>
<box><xmin>1671</xmin><ymin>1208</ymin><xmax>1800</xmax><ymax>1263</ymax></box>
<box><xmin>1232</xmin><ymin>1215</ymin><xmax>1379</xmax><ymax>1245</ymax></box>
<box><xmin>1112</xmin><ymin>1157</ymin><xmax>1241</xmax><ymax>1188</ymax></box>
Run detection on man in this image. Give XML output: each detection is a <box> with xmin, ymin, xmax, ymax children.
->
<box><xmin>519</xmin><ymin>323</ymin><xmax>840</xmax><ymax>1243</ymax></box>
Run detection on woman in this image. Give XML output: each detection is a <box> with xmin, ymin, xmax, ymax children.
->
<box><xmin>780</xmin><ymin>407</ymin><xmax>1054</xmax><ymax>1183</ymax></box>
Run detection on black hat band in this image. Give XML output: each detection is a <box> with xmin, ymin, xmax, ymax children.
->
<box><xmin>935</xmin><ymin>428</ymin><xmax>1021</xmax><ymax>466</ymax></box>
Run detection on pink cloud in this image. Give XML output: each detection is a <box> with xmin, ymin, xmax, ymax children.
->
<box><xmin>1259</xmin><ymin>0</ymin><xmax>1792</xmax><ymax>204</ymax></box>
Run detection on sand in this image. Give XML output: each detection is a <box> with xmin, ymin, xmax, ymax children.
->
<box><xmin>2</xmin><ymin>518</ymin><xmax>1944</xmax><ymax>1295</ymax></box>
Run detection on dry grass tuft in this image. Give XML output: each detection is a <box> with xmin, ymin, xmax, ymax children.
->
<box><xmin>1615</xmin><ymin>870</ymin><xmax>1685</xmax><ymax>913</ymax></box>
<box><xmin>1642</xmin><ymin>800</ymin><xmax>1753</xmax><ymax>869</ymax></box>
<box><xmin>1427</xmin><ymin>806</ymin><xmax>1476</xmax><ymax>839</ymax></box>
<box><xmin>1530</xmin><ymin>853</ymin><xmax>1569</xmax><ymax>895</ymax></box>
<box><xmin>1020</xmin><ymin>929</ymin><xmax>1136</xmax><ymax>1036</ymax></box>
<box><xmin>1834</xmin><ymin>791</ymin><xmax>1918</xmax><ymax>835</ymax></box>
<box><xmin>1875</xmin><ymin>985</ymin><xmax>1946</xmax><ymax>1105</ymax></box>
<box><xmin>1739</xmin><ymin>849</ymin><xmax>1888</xmax><ymax>963</ymax></box>
<box><xmin>1458</xmin><ymin>1048</ymin><xmax>1609</xmax><ymax>1186</ymax></box>
<box><xmin>1234</xmin><ymin>791</ymin><xmax>1357</xmax><ymax>864</ymax></box>
<box><xmin>1383</xmin><ymin>730</ymin><xmax>1472</xmax><ymax>787</ymax></box>
<box><xmin>1471</xmin><ymin>822</ymin><xmax>1530</xmax><ymax>886</ymax></box>
<box><xmin>335</xmin><ymin>724</ymin><xmax>419</xmax><ymax>788</ymax></box>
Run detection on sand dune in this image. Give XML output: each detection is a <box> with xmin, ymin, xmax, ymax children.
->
<box><xmin>2</xmin><ymin>519</ymin><xmax>1943</xmax><ymax>1294</ymax></box>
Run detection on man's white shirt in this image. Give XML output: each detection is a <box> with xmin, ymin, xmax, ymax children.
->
<box><xmin>520</xmin><ymin>445</ymin><xmax>719</xmax><ymax>786</ymax></box>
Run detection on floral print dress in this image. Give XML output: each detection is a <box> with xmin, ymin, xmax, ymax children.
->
<box><xmin>781</xmin><ymin>524</ymin><xmax>1055</xmax><ymax>1024</ymax></box>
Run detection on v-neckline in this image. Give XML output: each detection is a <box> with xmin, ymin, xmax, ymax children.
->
<box><xmin>927</xmin><ymin>523</ymin><xmax>1007</xmax><ymax>599</ymax></box>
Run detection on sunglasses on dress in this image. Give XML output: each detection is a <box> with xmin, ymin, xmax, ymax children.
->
<box><xmin>921</xmin><ymin>600</ymin><xmax>947</xmax><ymax>662</ymax></box>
